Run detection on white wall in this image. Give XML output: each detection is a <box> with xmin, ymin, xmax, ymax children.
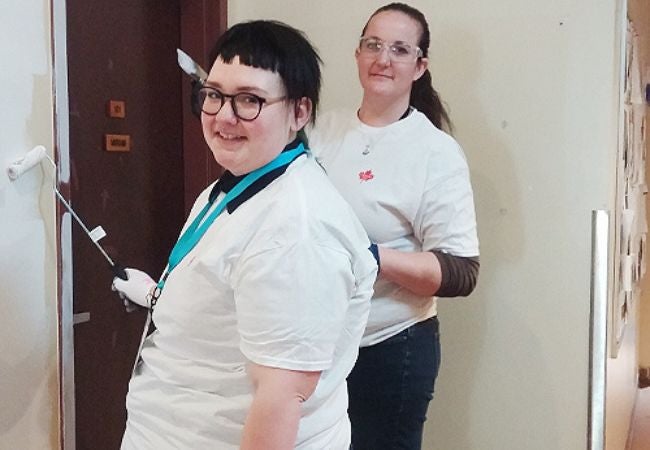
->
<box><xmin>425</xmin><ymin>1</ymin><xmax>621</xmax><ymax>446</ymax></box>
<box><xmin>230</xmin><ymin>1</ymin><xmax>626</xmax><ymax>449</ymax></box>
<box><xmin>0</xmin><ymin>0</ymin><xmax>59</xmax><ymax>449</ymax></box>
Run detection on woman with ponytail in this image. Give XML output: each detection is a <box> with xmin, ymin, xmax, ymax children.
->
<box><xmin>310</xmin><ymin>3</ymin><xmax>479</xmax><ymax>449</ymax></box>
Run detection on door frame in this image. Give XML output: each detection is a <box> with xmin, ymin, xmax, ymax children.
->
<box><xmin>180</xmin><ymin>1</ymin><xmax>228</xmax><ymax>213</ymax></box>
<box><xmin>52</xmin><ymin>0</ymin><xmax>74</xmax><ymax>447</ymax></box>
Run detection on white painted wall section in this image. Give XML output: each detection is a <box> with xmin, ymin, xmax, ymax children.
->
<box><xmin>0</xmin><ymin>0</ymin><xmax>59</xmax><ymax>448</ymax></box>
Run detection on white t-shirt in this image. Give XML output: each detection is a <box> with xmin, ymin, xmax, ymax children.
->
<box><xmin>121</xmin><ymin>154</ymin><xmax>377</xmax><ymax>449</ymax></box>
<box><xmin>309</xmin><ymin>109</ymin><xmax>479</xmax><ymax>346</ymax></box>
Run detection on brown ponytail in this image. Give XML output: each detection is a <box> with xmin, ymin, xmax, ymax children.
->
<box><xmin>411</xmin><ymin>69</ymin><xmax>452</xmax><ymax>132</ymax></box>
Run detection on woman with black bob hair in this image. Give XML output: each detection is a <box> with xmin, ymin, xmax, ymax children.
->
<box><xmin>310</xmin><ymin>3</ymin><xmax>480</xmax><ymax>449</ymax></box>
<box><xmin>113</xmin><ymin>20</ymin><xmax>377</xmax><ymax>450</ymax></box>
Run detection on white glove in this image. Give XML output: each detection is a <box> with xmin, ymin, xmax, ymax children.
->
<box><xmin>111</xmin><ymin>268</ymin><xmax>157</xmax><ymax>310</ymax></box>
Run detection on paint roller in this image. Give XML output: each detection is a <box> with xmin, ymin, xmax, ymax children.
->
<box><xmin>6</xmin><ymin>145</ymin><xmax>128</xmax><ymax>281</ymax></box>
<box><xmin>6</xmin><ymin>145</ymin><xmax>48</xmax><ymax>180</ymax></box>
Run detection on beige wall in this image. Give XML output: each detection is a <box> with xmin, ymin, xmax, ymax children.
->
<box><xmin>0</xmin><ymin>0</ymin><xmax>59</xmax><ymax>449</ymax></box>
<box><xmin>229</xmin><ymin>1</ymin><xmax>621</xmax><ymax>449</ymax></box>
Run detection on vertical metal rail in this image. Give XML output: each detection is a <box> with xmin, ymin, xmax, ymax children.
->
<box><xmin>588</xmin><ymin>210</ymin><xmax>609</xmax><ymax>450</ymax></box>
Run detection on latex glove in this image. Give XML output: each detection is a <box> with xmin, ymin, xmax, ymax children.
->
<box><xmin>111</xmin><ymin>268</ymin><xmax>156</xmax><ymax>310</ymax></box>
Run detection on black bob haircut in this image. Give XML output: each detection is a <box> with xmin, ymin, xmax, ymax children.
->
<box><xmin>207</xmin><ymin>20</ymin><xmax>322</xmax><ymax>124</ymax></box>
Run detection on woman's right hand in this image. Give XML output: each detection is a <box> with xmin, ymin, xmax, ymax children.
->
<box><xmin>111</xmin><ymin>268</ymin><xmax>156</xmax><ymax>310</ymax></box>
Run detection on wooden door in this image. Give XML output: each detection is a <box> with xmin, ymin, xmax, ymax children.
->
<box><xmin>65</xmin><ymin>1</ymin><xmax>225</xmax><ymax>448</ymax></box>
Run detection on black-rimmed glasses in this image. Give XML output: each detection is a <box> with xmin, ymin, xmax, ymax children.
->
<box><xmin>197</xmin><ymin>86</ymin><xmax>287</xmax><ymax>121</ymax></box>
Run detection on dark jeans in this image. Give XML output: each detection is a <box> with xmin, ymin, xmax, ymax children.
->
<box><xmin>348</xmin><ymin>317</ymin><xmax>441</xmax><ymax>450</ymax></box>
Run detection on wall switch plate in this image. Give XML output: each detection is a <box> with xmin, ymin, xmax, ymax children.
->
<box><xmin>107</xmin><ymin>100</ymin><xmax>126</xmax><ymax>118</ymax></box>
<box><xmin>105</xmin><ymin>134</ymin><xmax>131</xmax><ymax>152</ymax></box>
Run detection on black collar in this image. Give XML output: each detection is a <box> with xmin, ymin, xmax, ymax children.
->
<box><xmin>399</xmin><ymin>107</ymin><xmax>411</xmax><ymax>120</ymax></box>
<box><xmin>208</xmin><ymin>137</ymin><xmax>305</xmax><ymax>213</ymax></box>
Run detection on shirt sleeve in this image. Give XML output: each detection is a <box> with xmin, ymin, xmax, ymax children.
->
<box><xmin>414</xmin><ymin>142</ymin><xmax>480</xmax><ymax>257</ymax></box>
<box><xmin>232</xmin><ymin>239</ymin><xmax>356</xmax><ymax>372</ymax></box>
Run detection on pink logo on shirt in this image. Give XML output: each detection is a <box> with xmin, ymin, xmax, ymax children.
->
<box><xmin>359</xmin><ymin>170</ymin><xmax>374</xmax><ymax>182</ymax></box>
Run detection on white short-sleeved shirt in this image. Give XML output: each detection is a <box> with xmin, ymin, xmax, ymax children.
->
<box><xmin>309</xmin><ymin>109</ymin><xmax>479</xmax><ymax>346</ymax></box>
<box><xmin>121</xmin><ymin>153</ymin><xmax>377</xmax><ymax>449</ymax></box>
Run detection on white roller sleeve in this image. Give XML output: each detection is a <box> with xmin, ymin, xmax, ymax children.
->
<box><xmin>6</xmin><ymin>145</ymin><xmax>47</xmax><ymax>181</ymax></box>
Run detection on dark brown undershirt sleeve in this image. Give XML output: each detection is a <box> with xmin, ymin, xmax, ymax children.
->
<box><xmin>431</xmin><ymin>251</ymin><xmax>480</xmax><ymax>297</ymax></box>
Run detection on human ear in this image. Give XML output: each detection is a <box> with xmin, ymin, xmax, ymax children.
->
<box><xmin>354</xmin><ymin>47</ymin><xmax>362</xmax><ymax>65</ymax></box>
<box><xmin>413</xmin><ymin>57</ymin><xmax>428</xmax><ymax>81</ymax></box>
<box><xmin>291</xmin><ymin>97</ymin><xmax>313</xmax><ymax>132</ymax></box>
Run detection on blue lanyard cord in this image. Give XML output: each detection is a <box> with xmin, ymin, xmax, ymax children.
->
<box><xmin>156</xmin><ymin>143</ymin><xmax>305</xmax><ymax>293</ymax></box>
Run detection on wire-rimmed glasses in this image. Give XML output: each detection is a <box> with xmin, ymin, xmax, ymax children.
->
<box><xmin>358</xmin><ymin>37</ymin><xmax>423</xmax><ymax>62</ymax></box>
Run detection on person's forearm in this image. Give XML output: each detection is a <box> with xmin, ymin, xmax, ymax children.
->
<box><xmin>378</xmin><ymin>247</ymin><xmax>441</xmax><ymax>296</ymax></box>
<box><xmin>240</xmin><ymin>387</ymin><xmax>302</xmax><ymax>450</ymax></box>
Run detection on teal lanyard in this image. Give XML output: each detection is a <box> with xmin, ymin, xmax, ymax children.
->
<box><xmin>154</xmin><ymin>143</ymin><xmax>305</xmax><ymax>297</ymax></box>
